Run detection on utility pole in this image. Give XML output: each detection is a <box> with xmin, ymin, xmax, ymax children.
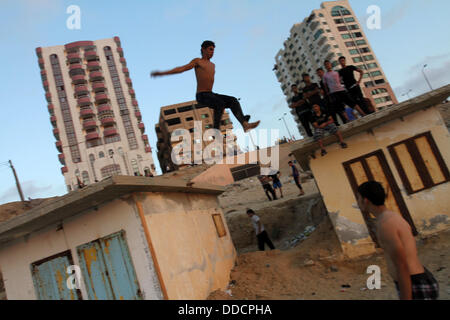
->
<box><xmin>9</xmin><ymin>160</ymin><xmax>25</xmax><ymax>202</ymax></box>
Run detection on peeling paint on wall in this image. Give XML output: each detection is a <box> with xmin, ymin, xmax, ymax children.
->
<box><xmin>328</xmin><ymin>211</ymin><xmax>370</xmax><ymax>243</ymax></box>
<box><xmin>421</xmin><ymin>214</ymin><xmax>450</xmax><ymax>231</ymax></box>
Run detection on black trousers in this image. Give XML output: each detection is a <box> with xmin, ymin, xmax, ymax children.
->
<box><xmin>263</xmin><ymin>184</ymin><xmax>277</xmax><ymax>201</ymax></box>
<box><xmin>297</xmin><ymin>111</ymin><xmax>313</xmax><ymax>137</ymax></box>
<box><xmin>293</xmin><ymin>176</ymin><xmax>303</xmax><ymax>190</ymax></box>
<box><xmin>196</xmin><ymin>92</ymin><xmax>246</xmax><ymax>129</ymax></box>
<box><xmin>348</xmin><ymin>85</ymin><xmax>373</xmax><ymax>114</ymax></box>
<box><xmin>326</xmin><ymin>95</ymin><xmax>348</xmax><ymax>126</ymax></box>
<box><xmin>257</xmin><ymin>230</ymin><xmax>275</xmax><ymax>251</ymax></box>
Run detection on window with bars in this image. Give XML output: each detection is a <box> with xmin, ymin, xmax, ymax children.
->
<box><xmin>388</xmin><ymin>132</ymin><xmax>450</xmax><ymax>194</ymax></box>
<box><xmin>50</xmin><ymin>54</ymin><xmax>82</xmax><ymax>163</ymax></box>
<box><xmin>101</xmin><ymin>164</ymin><xmax>122</xmax><ymax>178</ymax></box>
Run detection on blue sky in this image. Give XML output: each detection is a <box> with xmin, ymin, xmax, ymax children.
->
<box><xmin>0</xmin><ymin>0</ymin><xmax>449</xmax><ymax>204</ymax></box>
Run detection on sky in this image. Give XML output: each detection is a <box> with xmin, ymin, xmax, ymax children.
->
<box><xmin>0</xmin><ymin>0</ymin><xmax>449</xmax><ymax>204</ymax></box>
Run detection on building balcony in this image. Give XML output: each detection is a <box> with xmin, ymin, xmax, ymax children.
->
<box><xmin>69</xmin><ymin>64</ymin><xmax>83</xmax><ymax>71</ymax></box>
<box><xmin>84</xmin><ymin>50</ymin><xmax>98</xmax><ymax>60</ymax></box>
<box><xmin>65</xmin><ymin>41</ymin><xmax>94</xmax><ymax>51</ymax></box>
<box><xmin>129</xmin><ymin>88</ymin><xmax>135</xmax><ymax>97</ymax></box>
<box><xmin>50</xmin><ymin>115</ymin><xmax>57</xmax><ymax>125</ymax></box>
<box><xmin>125</xmin><ymin>77</ymin><xmax>132</xmax><ymax>86</ymax></box>
<box><xmin>92</xmin><ymin>81</ymin><xmax>106</xmax><ymax>92</ymax></box>
<box><xmin>61</xmin><ymin>166</ymin><xmax>68</xmax><ymax>174</ymax></box>
<box><xmin>114</xmin><ymin>36</ymin><xmax>121</xmax><ymax>46</ymax></box>
<box><xmin>145</xmin><ymin>146</ymin><xmax>152</xmax><ymax>153</ymax></box>
<box><xmin>87</xmin><ymin>61</ymin><xmax>101</xmax><ymax>70</ymax></box>
<box><xmin>101</xmin><ymin>117</ymin><xmax>115</xmax><ymax>126</ymax></box>
<box><xmin>132</xmin><ymin>100</ymin><xmax>139</xmax><ymax>108</ymax></box>
<box><xmin>77</xmin><ymin>97</ymin><xmax>91</xmax><ymax>107</ymax></box>
<box><xmin>55</xmin><ymin>141</ymin><xmax>62</xmax><ymax>152</ymax></box>
<box><xmin>83</xmin><ymin>119</ymin><xmax>97</xmax><ymax>129</ymax></box>
<box><xmin>138</xmin><ymin>122</ymin><xmax>145</xmax><ymax>133</ymax></box>
<box><xmin>75</xmin><ymin>85</ymin><xmax>89</xmax><ymax>96</ymax></box>
<box><xmin>120</xmin><ymin>57</ymin><xmax>126</xmax><ymax>65</ymax></box>
<box><xmin>85</xmin><ymin>132</ymin><xmax>100</xmax><ymax>141</ymax></box>
<box><xmin>89</xmin><ymin>71</ymin><xmax>103</xmax><ymax>81</ymax></box>
<box><xmin>40</xmin><ymin>69</ymin><xmax>46</xmax><ymax>77</ymax></box>
<box><xmin>135</xmin><ymin>111</ymin><xmax>142</xmax><ymax>120</ymax></box>
<box><xmin>95</xmin><ymin>93</ymin><xmax>109</xmax><ymax>103</ymax></box>
<box><xmin>123</xmin><ymin>67</ymin><xmax>129</xmax><ymax>76</ymax></box>
<box><xmin>142</xmin><ymin>134</ymin><xmax>148</xmax><ymax>142</ymax></box>
<box><xmin>38</xmin><ymin>58</ymin><xmax>44</xmax><ymax>69</ymax></box>
<box><xmin>48</xmin><ymin>104</ymin><xmax>55</xmax><ymax>115</ymax></box>
<box><xmin>43</xmin><ymin>80</ymin><xmax>49</xmax><ymax>91</ymax></box>
<box><xmin>98</xmin><ymin>104</ymin><xmax>112</xmax><ymax>113</ymax></box>
<box><xmin>103</xmin><ymin>128</ymin><xmax>118</xmax><ymax>137</ymax></box>
<box><xmin>67</xmin><ymin>52</ymin><xmax>81</xmax><ymax>63</ymax></box>
<box><xmin>80</xmin><ymin>108</ymin><xmax>94</xmax><ymax>118</ymax></box>
<box><xmin>117</xmin><ymin>47</ymin><xmax>123</xmax><ymax>57</ymax></box>
<box><xmin>53</xmin><ymin>128</ymin><xmax>59</xmax><ymax>139</ymax></box>
<box><xmin>71</xmin><ymin>74</ymin><xmax>86</xmax><ymax>84</ymax></box>
<box><xmin>45</xmin><ymin>92</ymin><xmax>51</xmax><ymax>102</ymax></box>
<box><xmin>58</xmin><ymin>153</ymin><xmax>65</xmax><ymax>165</ymax></box>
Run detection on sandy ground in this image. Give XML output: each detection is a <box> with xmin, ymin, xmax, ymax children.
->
<box><xmin>208</xmin><ymin>217</ymin><xmax>450</xmax><ymax>300</ymax></box>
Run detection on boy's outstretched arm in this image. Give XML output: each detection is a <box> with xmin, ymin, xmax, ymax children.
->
<box><xmin>151</xmin><ymin>58</ymin><xmax>198</xmax><ymax>77</ymax></box>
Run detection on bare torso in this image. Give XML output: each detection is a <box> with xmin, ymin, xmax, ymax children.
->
<box><xmin>194</xmin><ymin>58</ymin><xmax>215</xmax><ymax>93</ymax></box>
<box><xmin>376</xmin><ymin>211</ymin><xmax>424</xmax><ymax>280</ymax></box>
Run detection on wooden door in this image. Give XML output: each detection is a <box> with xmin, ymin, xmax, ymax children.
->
<box><xmin>343</xmin><ymin>150</ymin><xmax>418</xmax><ymax>246</ymax></box>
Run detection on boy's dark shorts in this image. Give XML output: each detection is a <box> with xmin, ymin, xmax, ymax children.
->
<box><xmin>394</xmin><ymin>267</ymin><xmax>439</xmax><ymax>300</ymax></box>
<box><xmin>313</xmin><ymin>123</ymin><xmax>338</xmax><ymax>141</ymax></box>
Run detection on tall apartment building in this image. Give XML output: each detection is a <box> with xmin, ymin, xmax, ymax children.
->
<box><xmin>36</xmin><ymin>37</ymin><xmax>156</xmax><ymax>191</ymax></box>
<box><xmin>274</xmin><ymin>0</ymin><xmax>398</xmax><ymax>134</ymax></box>
<box><xmin>156</xmin><ymin>101</ymin><xmax>236</xmax><ymax>173</ymax></box>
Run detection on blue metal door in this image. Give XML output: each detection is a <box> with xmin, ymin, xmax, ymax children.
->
<box><xmin>31</xmin><ymin>250</ymin><xmax>82</xmax><ymax>300</ymax></box>
<box><xmin>77</xmin><ymin>230</ymin><xmax>142</xmax><ymax>300</ymax></box>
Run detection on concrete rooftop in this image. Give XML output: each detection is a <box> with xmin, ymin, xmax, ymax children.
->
<box><xmin>0</xmin><ymin>175</ymin><xmax>225</xmax><ymax>247</ymax></box>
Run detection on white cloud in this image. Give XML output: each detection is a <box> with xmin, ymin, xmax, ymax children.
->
<box><xmin>394</xmin><ymin>54</ymin><xmax>450</xmax><ymax>99</ymax></box>
<box><xmin>0</xmin><ymin>180</ymin><xmax>54</xmax><ymax>203</ymax></box>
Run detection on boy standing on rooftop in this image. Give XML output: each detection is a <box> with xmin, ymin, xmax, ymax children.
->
<box><xmin>151</xmin><ymin>41</ymin><xmax>260</xmax><ymax>132</ymax></box>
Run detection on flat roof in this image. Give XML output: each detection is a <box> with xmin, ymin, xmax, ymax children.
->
<box><xmin>290</xmin><ymin>84</ymin><xmax>450</xmax><ymax>170</ymax></box>
<box><xmin>0</xmin><ymin>176</ymin><xmax>224</xmax><ymax>247</ymax></box>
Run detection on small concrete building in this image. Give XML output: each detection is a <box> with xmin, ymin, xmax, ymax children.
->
<box><xmin>291</xmin><ymin>85</ymin><xmax>450</xmax><ymax>258</ymax></box>
<box><xmin>0</xmin><ymin>176</ymin><xmax>236</xmax><ymax>300</ymax></box>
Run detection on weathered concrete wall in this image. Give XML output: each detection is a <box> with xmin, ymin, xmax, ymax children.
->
<box><xmin>139</xmin><ymin>192</ymin><xmax>236</xmax><ymax>300</ymax></box>
<box><xmin>309</xmin><ymin>107</ymin><xmax>450</xmax><ymax>258</ymax></box>
<box><xmin>191</xmin><ymin>164</ymin><xmax>235</xmax><ymax>186</ymax></box>
<box><xmin>0</xmin><ymin>198</ymin><xmax>163</xmax><ymax>300</ymax></box>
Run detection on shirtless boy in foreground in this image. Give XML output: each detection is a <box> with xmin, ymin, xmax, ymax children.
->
<box><xmin>357</xmin><ymin>181</ymin><xmax>439</xmax><ymax>300</ymax></box>
<box><xmin>151</xmin><ymin>40</ymin><xmax>260</xmax><ymax>132</ymax></box>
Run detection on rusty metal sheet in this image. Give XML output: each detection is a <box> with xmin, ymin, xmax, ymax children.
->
<box><xmin>77</xmin><ymin>230</ymin><xmax>142</xmax><ymax>300</ymax></box>
<box><xmin>31</xmin><ymin>250</ymin><xmax>81</xmax><ymax>300</ymax></box>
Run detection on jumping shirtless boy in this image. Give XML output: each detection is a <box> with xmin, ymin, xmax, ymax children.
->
<box><xmin>151</xmin><ymin>40</ymin><xmax>260</xmax><ymax>132</ymax></box>
<box><xmin>357</xmin><ymin>181</ymin><xmax>439</xmax><ymax>300</ymax></box>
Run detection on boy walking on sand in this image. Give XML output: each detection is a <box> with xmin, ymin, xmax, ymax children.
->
<box><xmin>247</xmin><ymin>209</ymin><xmax>275</xmax><ymax>251</ymax></box>
<box><xmin>288</xmin><ymin>161</ymin><xmax>305</xmax><ymax>196</ymax></box>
